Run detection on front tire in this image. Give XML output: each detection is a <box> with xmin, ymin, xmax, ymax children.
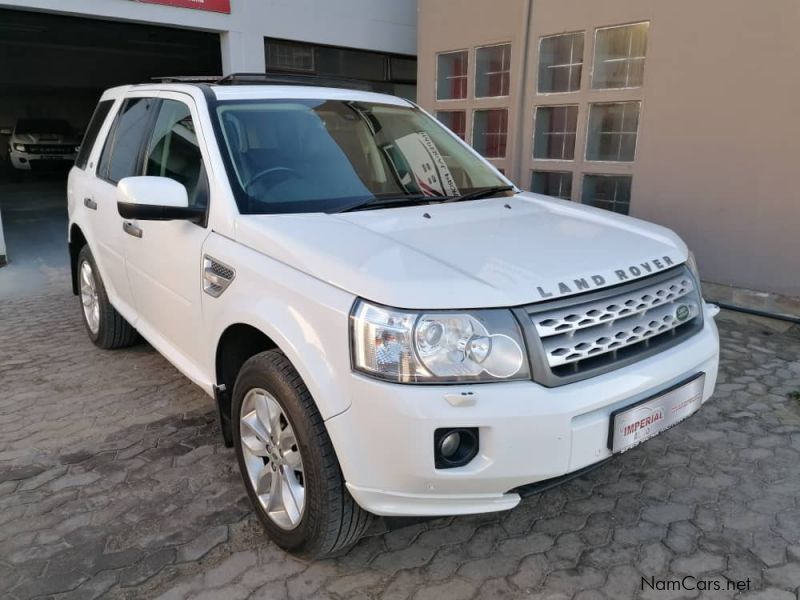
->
<box><xmin>232</xmin><ymin>350</ymin><xmax>372</xmax><ymax>558</ymax></box>
<box><xmin>77</xmin><ymin>245</ymin><xmax>138</xmax><ymax>349</ymax></box>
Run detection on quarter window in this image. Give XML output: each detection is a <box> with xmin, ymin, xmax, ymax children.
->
<box><xmin>472</xmin><ymin>109</ymin><xmax>508</xmax><ymax>158</ymax></box>
<box><xmin>586</xmin><ymin>102</ymin><xmax>640</xmax><ymax>162</ymax></box>
<box><xmin>436</xmin><ymin>111</ymin><xmax>467</xmax><ymax>141</ymax></box>
<box><xmin>99</xmin><ymin>97</ymin><xmax>157</xmax><ymax>184</ymax></box>
<box><xmin>582</xmin><ymin>174</ymin><xmax>632</xmax><ymax>214</ymax></box>
<box><xmin>437</xmin><ymin>51</ymin><xmax>469</xmax><ymax>100</ymax></box>
<box><xmin>538</xmin><ymin>33</ymin><xmax>583</xmax><ymax>93</ymax></box>
<box><xmin>475</xmin><ymin>44</ymin><xmax>511</xmax><ymax>97</ymax></box>
<box><xmin>145</xmin><ymin>100</ymin><xmax>207</xmax><ymax>210</ymax></box>
<box><xmin>533</xmin><ymin>105</ymin><xmax>578</xmax><ymax>160</ymax></box>
<box><xmin>592</xmin><ymin>22</ymin><xmax>649</xmax><ymax>89</ymax></box>
<box><xmin>532</xmin><ymin>171</ymin><xmax>573</xmax><ymax>200</ymax></box>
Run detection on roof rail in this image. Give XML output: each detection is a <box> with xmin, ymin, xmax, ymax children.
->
<box><xmin>150</xmin><ymin>72</ymin><xmax>374</xmax><ymax>91</ymax></box>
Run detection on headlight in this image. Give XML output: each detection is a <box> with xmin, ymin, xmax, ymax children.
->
<box><xmin>13</xmin><ymin>143</ymin><xmax>26</xmax><ymax>152</ymax></box>
<box><xmin>350</xmin><ymin>299</ymin><xmax>530</xmax><ymax>383</ymax></box>
<box><xmin>686</xmin><ymin>251</ymin><xmax>703</xmax><ymax>296</ymax></box>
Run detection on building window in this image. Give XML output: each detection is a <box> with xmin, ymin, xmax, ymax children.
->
<box><xmin>266</xmin><ymin>40</ymin><xmax>315</xmax><ymax>73</ymax></box>
<box><xmin>533</xmin><ymin>105</ymin><xmax>578</xmax><ymax>160</ymax></box>
<box><xmin>473</xmin><ymin>109</ymin><xmax>508</xmax><ymax>158</ymax></box>
<box><xmin>475</xmin><ymin>44</ymin><xmax>511</xmax><ymax>97</ymax></box>
<box><xmin>586</xmin><ymin>102</ymin><xmax>640</xmax><ymax>162</ymax></box>
<box><xmin>532</xmin><ymin>171</ymin><xmax>573</xmax><ymax>199</ymax></box>
<box><xmin>592</xmin><ymin>22</ymin><xmax>649</xmax><ymax>89</ymax></box>
<box><xmin>582</xmin><ymin>174</ymin><xmax>632</xmax><ymax>214</ymax></box>
<box><xmin>538</xmin><ymin>32</ymin><xmax>583</xmax><ymax>93</ymax></box>
<box><xmin>437</xmin><ymin>51</ymin><xmax>469</xmax><ymax>100</ymax></box>
<box><xmin>436</xmin><ymin>110</ymin><xmax>467</xmax><ymax>140</ymax></box>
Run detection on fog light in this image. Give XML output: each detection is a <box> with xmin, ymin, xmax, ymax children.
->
<box><xmin>434</xmin><ymin>427</ymin><xmax>479</xmax><ymax>469</ymax></box>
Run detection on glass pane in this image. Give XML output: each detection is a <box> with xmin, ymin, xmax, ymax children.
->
<box><xmin>316</xmin><ymin>47</ymin><xmax>386</xmax><ymax>81</ymax></box>
<box><xmin>582</xmin><ymin>175</ymin><xmax>632</xmax><ymax>214</ymax></box>
<box><xmin>436</xmin><ymin>110</ymin><xmax>467</xmax><ymax>140</ymax></box>
<box><xmin>145</xmin><ymin>100</ymin><xmax>206</xmax><ymax>209</ymax></box>
<box><xmin>533</xmin><ymin>105</ymin><xmax>578</xmax><ymax>160</ymax></box>
<box><xmin>76</xmin><ymin>100</ymin><xmax>113</xmax><ymax>170</ymax></box>
<box><xmin>592</xmin><ymin>23</ymin><xmax>649</xmax><ymax>89</ymax></box>
<box><xmin>532</xmin><ymin>171</ymin><xmax>572</xmax><ymax>199</ymax></box>
<box><xmin>437</xmin><ymin>51</ymin><xmax>468</xmax><ymax>100</ymax></box>
<box><xmin>476</xmin><ymin>44</ymin><xmax>511</xmax><ymax>97</ymax></box>
<box><xmin>100</xmin><ymin>98</ymin><xmax>156</xmax><ymax>184</ymax></box>
<box><xmin>390</xmin><ymin>56</ymin><xmax>417</xmax><ymax>82</ymax></box>
<box><xmin>538</xmin><ymin>33</ymin><xmax>583</xmax><ymax>93</ymax></box>
<box><xmin>586</xmin><ymin>102</ymin><xmax>640</xmax><ymax>161</ymax></box>
<box><xmin>266</xmin><ymin>40</ymin><xmax>315</xmax><ymax>73</ymax></box>
<box><xmin>473</xmin><ymin>109</ymin><xmax>508</xmax><ymax>158</ymax></box>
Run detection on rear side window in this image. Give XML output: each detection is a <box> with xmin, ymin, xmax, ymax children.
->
<box><xmin>98</xmin><ymin>97</ymin><xmax>157</xmax><ymax>184</ymax></box>
<box><xmin>75</xmin><ymin>100</ymin><xmax>113</xmax><ymax>170</ymax></box>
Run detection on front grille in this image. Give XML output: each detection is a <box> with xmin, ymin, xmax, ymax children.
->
<box><xmin>26</xmin><ymin>144</ymin><xmax>75</xmax><ymax>154</ymax></box>
<box><xmin>519</xmin><ymin>266</ymin><xmax>703</xmax><ymax>386</ymax></box>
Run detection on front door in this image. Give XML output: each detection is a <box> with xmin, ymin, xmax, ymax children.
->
<box><xmin>122</xmin><ymin>94</ymin><xmax>211</xmax><ymax>378</ymax></box>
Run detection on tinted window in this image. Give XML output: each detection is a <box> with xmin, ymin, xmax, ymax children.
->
<box><xmin>99</xmin><ymin>98</ymin><xmax>156</xmax><ymax>184</ymax></box>
<box><xmin>144</xmin><ymin>100</ymin><xmax>207</xmax><ymax>209</ymax></box>
<box><xmin>75</xmin><ymin>100</ymin><xmax>114</xmax><ymax>170</ymax></box>
<box><xmin>16</xmin><ymin>119</ymin><xmax>72</xmax><ymax>135</ymax></box>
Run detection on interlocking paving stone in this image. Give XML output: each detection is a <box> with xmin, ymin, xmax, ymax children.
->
<box><xmin>1</xmin><ymin>290</ymin><xmax>799</xmax><ymax>599</ymax></box>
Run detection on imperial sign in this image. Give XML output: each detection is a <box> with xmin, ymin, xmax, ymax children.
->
<box><xmin>135</xmin><ymin>0</ymin><xmax>231</xmax><ymax>14</ymax></box>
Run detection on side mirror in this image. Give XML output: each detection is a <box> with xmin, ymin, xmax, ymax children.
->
<box><xmin>117</xmin><ymin>176</ymin><xmax>204</xmax><ymax>221</ymax></box>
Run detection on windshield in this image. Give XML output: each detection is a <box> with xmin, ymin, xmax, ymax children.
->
<box><xmin>15</xmin><ymin>119</ymin><xmax>73</xmax><ymax>135</ymax></box>
<box><xmin>215</xmin><ymin>99</ymin><xmax>509</xmax><ymax>214</ymax></box>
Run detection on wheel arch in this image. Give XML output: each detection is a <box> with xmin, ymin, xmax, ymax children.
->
<box><xmin>69</xmin><ymin>223</ymin><xmax>87</xmax><ymax>295</ymax></box>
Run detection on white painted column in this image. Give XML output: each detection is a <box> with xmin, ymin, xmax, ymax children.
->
<box><xmin>220</xmin><ymin>30</ymin><xmax>266</xmax><ymax>75</ymax></box>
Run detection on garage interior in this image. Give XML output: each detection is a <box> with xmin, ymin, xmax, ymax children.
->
<box><xmin>0</xmin><ymin>8</ymin><xmax>221</xmax><ymax>296</ymax></box>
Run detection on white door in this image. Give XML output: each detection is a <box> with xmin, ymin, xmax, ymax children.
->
<box><xmin>122</xmin><ymin>94</ymin><xmax>211</xmax><ymax>376</ymax></box>
<box><xmin>88</xmin><ymin>95</ymin><xmax>159</xmax><ymax>321</ymax></box>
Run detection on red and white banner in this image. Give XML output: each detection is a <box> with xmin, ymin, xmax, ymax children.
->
<box><xmin>135</xmin><ymin>0</ymin><xmax>231</xmax><ymax>14</ymax></box>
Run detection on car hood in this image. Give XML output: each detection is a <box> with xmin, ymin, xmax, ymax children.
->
<box><xmin>11</xmin><ymin>133</ymin><xmax>79</xmax><ymax>144</ymax></box>
<box><xmin>234</xmin><ymin>192</ymin><xmax>688</xmax><ymax>309</ymax></box>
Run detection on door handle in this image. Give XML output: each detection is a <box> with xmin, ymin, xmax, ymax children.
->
<box><xmin>84</xmin><ymin>197</ymin><xmax>97</xmax><ymax>210</ymax></box>
<box><xmin>123</xmin><ymin>221</ymin><xmax>142</xmax><ymax>238</ymax></box>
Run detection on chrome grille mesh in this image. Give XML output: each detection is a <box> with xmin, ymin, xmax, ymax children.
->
<box><xmin>525</xmin><ymin>268</ymin><xmax>703</xmax><ymax>384</ymax></box>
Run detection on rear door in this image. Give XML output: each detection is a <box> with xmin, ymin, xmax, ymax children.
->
<box><xmin>89</xmin><ymin>94</ymin><xmax>159</xmax><ymax>320</ymax></box>
<box><xmin>122</xmin><ymin>93</ymin><xmax>211</xmax><ymax>377</ymax></box>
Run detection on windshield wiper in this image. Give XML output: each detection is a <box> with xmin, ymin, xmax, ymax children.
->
<box><xmin>335</xmin><ymin>194</ymin><xmax>448</xmax><ymax>213</ymax></box>
<box><xmin>441</xmin><ymin>185</ymin><xmax>515</xmax><ymax>204</ymax></box>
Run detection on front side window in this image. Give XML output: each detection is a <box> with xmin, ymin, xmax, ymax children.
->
<box><xmin>475</xmin><ymin>44</ymin><xmax>511</xmax><ymax>97</ymax></box>
<box><xmin>472</xmin><ymin>109</ymin><xmax>508</xmax><ymax>158</ymax></box>
<box><xmin>215</xmin><ymin>99</ymin><xmax>506</xmax><ymax>214</ymax></box>
<box><xmin>98</xmin><ymin>97</ymin><xmax>157</xmax><ymax>184</ymax></box>
<box><xmin>592</xmin><ymin>22</ymin><xmax>649</xmax><ymax>89</ymax></box>
<box><xmin>436</xmin><ymin>110</ymin><xmax>467</xmax><ymax>140</ymax></box>
<box><xmin>437</xmin><ymin>51</ymin><xmax>468</xmax><ymax>100</ymax></box>
<box><xmin>533</xmin><ymin>105</ymin><xmax>578</xmax><ymax>160</ymax></box>
<box><xmin>538</xmin><ymin>33</ymin><xmax>583</xmax><ymax>93</ymax></box>
<box><xmin>532</xmin><ymin>171</ymin><xmax>573</xmax><ymax>200</ymax></box>
<box><xmin>582</xmin><ymin>174</ymin><xmax>632</xmax><ymax>214</ymax></box>
<box><xmin>145</xmin><ymin>100</ymin><xmax>207</xmax><ymax>209</ymax></box>
<box><xmin>586</xmin><ymin>102</ymin><xmax>640</xmax><ymax>162</ymax></box>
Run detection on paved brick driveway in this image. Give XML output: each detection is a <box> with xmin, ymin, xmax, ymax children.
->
<box><xmin>1</xmin><ymin>289</ymin><xmax>799</xmax><ymax>600</ymax></box>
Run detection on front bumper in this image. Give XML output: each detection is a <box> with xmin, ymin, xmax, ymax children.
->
<box><xmin>9</xmin><ymin>151</ymin><xmax>76</xmax><ymax>170</ymax></box>
<box><xmin>326</xmin><ymin>305</ymin><xmax>719</xmax><ymax>517</ymax></box>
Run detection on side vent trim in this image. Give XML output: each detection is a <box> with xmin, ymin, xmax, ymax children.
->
<box><xmin>203</xmin><ymin>255</ymin><xmax>235</xmax><ymax>297</ymax></box>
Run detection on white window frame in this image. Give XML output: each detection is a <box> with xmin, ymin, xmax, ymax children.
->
<box><xmin>537</xmin><ymin>31</ymin><xmax>584</xmax><ymax>95</ymax></box>
<box><xmin>591</xmin><ymin>21</ymin><xmax>650</xmax><ymax>90</ymax></box>
<box><xmin>436</xmin><ymin>49</ymin><xmax>470</xmax><ymax>101</ymax></box>
<box><xmin>584</xmin><ymin>101</ymin><xmax>642</xmax><ymax>163</ymax></box>
<box><xmin>532</xmin><ymin>104</ymin><xmax>579</xmax><ymax>162</ymax></box>
<box><xmin>474</xmin><ymin>42</ymin><xmax>512</xmax><ymax>99</ymax></box>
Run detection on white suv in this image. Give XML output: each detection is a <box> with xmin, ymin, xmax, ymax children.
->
<box><xmin>67</xmin><ymin>79</ymin><xmax>720</xmax><ymax>558</ymax></box>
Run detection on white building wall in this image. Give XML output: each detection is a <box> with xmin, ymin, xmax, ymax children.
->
<box><xmin>0</xmin><ymin>0</ymin><xmax>418</xmax><ymax>72</ymax></box>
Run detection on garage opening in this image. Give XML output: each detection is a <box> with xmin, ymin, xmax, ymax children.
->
<box><xmin>0</xmin><ymin>8</ymin><xmax>221</xmax><ymax>296</ymax></box>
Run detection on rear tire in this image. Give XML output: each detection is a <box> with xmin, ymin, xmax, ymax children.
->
<box><xmin>77</xmin><ymin>245</ymin><xmax>138</xmax><ymax>349</ymax></box>
<box><xmin>232</xmin><ymin>349</ymin><xmax>372</xmax><ymax>558</ymax></box>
